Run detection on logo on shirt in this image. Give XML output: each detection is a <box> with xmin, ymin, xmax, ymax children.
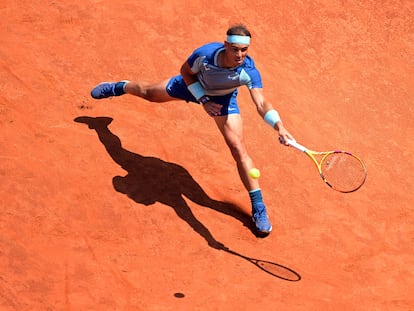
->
<box><xmin>227</xmin><ymin>73</ymin><xmax>239</xmax><ymax>80</ymax></box>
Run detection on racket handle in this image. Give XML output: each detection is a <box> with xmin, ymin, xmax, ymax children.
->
<box><xmin>285</xmin><ymin>138</ymin><xmax>307</xmax><ymax>152</ymax></box>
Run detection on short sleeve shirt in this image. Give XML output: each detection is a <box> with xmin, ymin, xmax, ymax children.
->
<box><xmin>187</xmin><ymin>42</ymin><xmax>263</xmax><ymax>96</ymax></box>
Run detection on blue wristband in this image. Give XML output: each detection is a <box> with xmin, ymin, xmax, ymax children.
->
<box><xmin>264</xmin><ymin>110</ymin><xmax>281</xmax><ymax>128</ymax></box>
<box><xmin>187</xmin><ymin>82</ymin><xmax>205</xmax><ymax>100</ymax></box>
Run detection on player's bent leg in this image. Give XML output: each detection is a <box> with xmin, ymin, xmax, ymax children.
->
<box><xmin>91</xmin><ymin>79</ymin><xmax>175</xmax><ymax>102</ymax></box>
<box><xmin>124</xmin><ymin>79</ymin><xmax>175</xmax><ymax>102</ymax></box>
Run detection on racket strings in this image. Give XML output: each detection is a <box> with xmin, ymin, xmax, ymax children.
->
<box><xmin>321</xmin><ymin>152</ymin><xmax>367</xmax><ymax>192</ymax></box>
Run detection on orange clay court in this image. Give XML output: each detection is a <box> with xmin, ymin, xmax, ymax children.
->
<box><xmin>0</xmin><ymin>0</ymin><xmax>413</xmax><ymax>310</ymax></box>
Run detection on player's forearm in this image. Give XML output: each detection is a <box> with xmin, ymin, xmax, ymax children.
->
<box><xmin>257</xmin><ymin>101</ymin><xmax>274</xmax><ymax>118</ymax></box>
<box><xmin>274</xmin><ymin>120</ymin><xmax>286</xmax><ymax>131</ymax></box>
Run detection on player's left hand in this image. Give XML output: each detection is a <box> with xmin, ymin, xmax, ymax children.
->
<box><xmin>203</xmin><ymin>101</ymin><xmax>223</xmax><ymax>117</ymax></box>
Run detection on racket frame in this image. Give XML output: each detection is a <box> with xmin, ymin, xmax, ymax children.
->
<box><xmin>286</xmin><ymin>139</ymin><xmax>367</xmax><ymax>193</ymax></box>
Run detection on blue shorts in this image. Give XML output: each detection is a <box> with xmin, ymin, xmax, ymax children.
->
<box><xmin>166</xmin><ymin>75</ymin><xmax>240</xmax><ymax>115</ymax></box>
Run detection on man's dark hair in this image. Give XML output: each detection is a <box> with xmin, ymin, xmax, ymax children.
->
<box><xmin>226</xmin><ymin>24</ymin><xmax>251</xmax><ymax>37</ymax></box>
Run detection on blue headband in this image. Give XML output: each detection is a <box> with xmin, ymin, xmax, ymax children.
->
<box><xmin>226</xmin><ymin>35</ymin><xmax>251</xmax><ymax>45</ymax></box>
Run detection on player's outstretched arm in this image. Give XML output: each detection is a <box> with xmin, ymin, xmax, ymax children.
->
<box><xmin>249</xmin><ymin>88</ymin><xmax>294</xmax><ymax>145</ymax></box>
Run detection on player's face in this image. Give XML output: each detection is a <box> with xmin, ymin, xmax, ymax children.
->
<box><xmin>224</xmin><ymin>42</ymin><xmax>249</xmax><ymax>67</ymax></box>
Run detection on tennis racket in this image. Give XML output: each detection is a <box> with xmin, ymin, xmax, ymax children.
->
<box><xmin>284</xmin><ymin>138</ymin><xmax>367</xmax><ymax>193</ymax></box>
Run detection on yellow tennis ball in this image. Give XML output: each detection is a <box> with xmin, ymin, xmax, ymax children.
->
<box><xmin>249</xmin><ymin>168</ymin><xmax>261</xmax><ymax>179</ymax></box>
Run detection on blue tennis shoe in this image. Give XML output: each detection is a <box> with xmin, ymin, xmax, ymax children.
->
<box><xmin>91</xmin><ymin>81</ymin><xmax>127</xmax><ymax>99</ymax></box>
<box><xmin>252</xmin><ymin>203</ymin><xmax>272</xmax><ymax>234</ymax></box>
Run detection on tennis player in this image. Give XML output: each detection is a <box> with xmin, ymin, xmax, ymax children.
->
<box><xmin>90</xmin><ymin>24</ymin><xmax>294</xmax><ymax>235</ymax></box>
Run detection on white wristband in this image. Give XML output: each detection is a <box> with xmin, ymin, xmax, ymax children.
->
<box><xmin>264</xmin><ymin>109</ymin><xmax>281</xmax><ymax>128</ymax></box>
<box><xmin>187</xmin><ymin>81</ymin><xmax>205</xmax><ymax>100</ymax></box>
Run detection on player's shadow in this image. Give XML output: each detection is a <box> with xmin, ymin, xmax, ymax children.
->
<box><xmin>74</xmin><ymin>116</ymin><xmax>260</xmax><ymax>249</ymax></box>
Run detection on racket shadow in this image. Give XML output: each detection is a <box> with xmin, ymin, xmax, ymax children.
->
<box><xmin>223</xmin><ymin>248</ymin><xmax>301</xmax><ymax>282</ymax></box>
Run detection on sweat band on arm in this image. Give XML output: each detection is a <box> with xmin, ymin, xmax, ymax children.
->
<box><xmin>187</xmin><ymin>81</ymin><xmax>205</xmax><ymax>100</ymax></box>
<box><xmin>264</xmin><ymin>109</ymin><xmax>281</xmax><ymax>128</ymax></box>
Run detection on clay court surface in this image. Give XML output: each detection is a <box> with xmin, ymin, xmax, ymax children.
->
<box><xmin>1</xmin><ymin>0</ymin><xmax>413</xmax><ymax>309</ymax></box>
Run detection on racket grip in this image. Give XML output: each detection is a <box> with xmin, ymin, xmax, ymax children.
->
<box><xmin>285</xmin><ymin>139</ymin><xmax>307</xmax><ymax>152</ymax></box>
